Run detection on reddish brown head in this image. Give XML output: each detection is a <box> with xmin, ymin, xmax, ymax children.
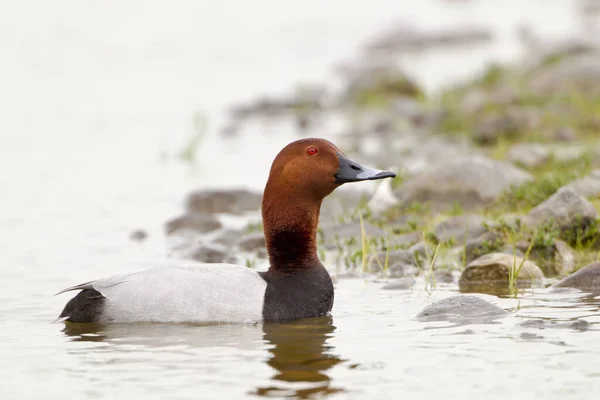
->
<box><xmin>261</xmin><ymin>138</ymin><xmax>395</xmax><ymax>272</ymax></box>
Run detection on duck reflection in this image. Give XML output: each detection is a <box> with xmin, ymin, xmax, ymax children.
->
<box><xmin>253</xmin><ymin>316</ymin><xmax>345</xmax><ymax>398</ymax></box>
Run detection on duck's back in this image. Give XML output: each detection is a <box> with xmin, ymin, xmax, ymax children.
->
<box><xmin>59</xmin><ymin>265</ymin><xmax>267</xmax><ymax>324</ymax></box>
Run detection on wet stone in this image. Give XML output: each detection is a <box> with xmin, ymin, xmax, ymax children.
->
<box><xmin>416</xmin><ymin>295</ymin><xmax>508</xmax><ymax>324</ymax></box>
<box><xmin>165</xmin><ymin>213</ymin><xmax>223</xmax><ymax>235</ymax></box>
<box><xmin>381</xmin><ymin>277</ymin><xmax>416</xmax><ymax>290</ymax></box>
<box><xmin>523</xmin><ymin>187</ymin><xmax>598</xmax><ymax>232</ymax></box>
<box><xmin>460</xmin><ymin>231</ymin><xmax>505</xmax><ymax>265</ymax></box>
<box><xmin>552</xmin><ymin>239</ymin><xmax>576</xmax><ymax>277</ymax></box>
<box><xmin>186</xmin><ymin>189</ymin><xmax>262</xmax><ymax>215</ymax></box>
<box><xmin>458</xmin><ymin>252</ymin><xmax>545</xmax><ymax>295</ymax></box>
<box><xmin>551</xmin><ymin>261</ymin><xmax>600</xmax><ymax>293</ymax></box>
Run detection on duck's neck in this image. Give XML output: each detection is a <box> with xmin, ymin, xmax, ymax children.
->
<box><xmin>262</xmin><ymin>192</ymin><xmax>322</xmax><ymax>273</ymax></box>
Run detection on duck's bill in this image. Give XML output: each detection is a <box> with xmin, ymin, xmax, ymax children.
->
<box><xmin>334</xmin><ymin>153</ymin><xmax>396</xmax><ymax>183</ymax></box>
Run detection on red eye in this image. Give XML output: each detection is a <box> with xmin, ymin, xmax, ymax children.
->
<box><xmin>307</xmin><ymin>146</ymin><xmax>318</xmax><ymax>156</ymax></box>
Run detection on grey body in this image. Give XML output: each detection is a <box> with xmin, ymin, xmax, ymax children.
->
<box><xmin>58</xmin><ymin>265</ymin><xmax>267</xmax><ymax>324</ymax></box>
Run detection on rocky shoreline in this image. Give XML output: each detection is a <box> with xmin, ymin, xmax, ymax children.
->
<box><xmin>159</xmin><ymin>20</ymin><xmax>600</xmax><ymax>311</ymax></box>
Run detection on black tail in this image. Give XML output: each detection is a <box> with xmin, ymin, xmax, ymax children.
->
<box><xmin>59</xmin><ymin>289</ymin><xmax>105</xmax><ymax>323</ymax></box>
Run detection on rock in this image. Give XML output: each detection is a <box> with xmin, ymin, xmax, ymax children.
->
<box><xmin>459</xmin><ymin>252</ymin><xmax>545</xmax><ymax>295</ymax></box>
<box><xmin>368</xmin><ymin>249</ymin><xmax>414</xmax><ymax>273</ymax></box>
<box><xmin>409</xmin><ymin>240</ymin><xmax>437</xmax><ymax>261</ymax></box>
<box><xmin>130</xmin><ymin>229</ymin><xmax>148</xmax><ymax>242</ymax></box>
<box><xmin>507</xmin><ymin>143</ymin><xmax>550</xmax><ymax>168</ymax></box>
<box><xmin>367</xmin><ymin>179</ymin><xmax>400</xmax><ymax>216</ymax></box>
<box><xmin>165</xmin><ymin>213</ymin><xmax>223</xmax><ymax>235</ymax></box>
<box><xmin>190</xmin><ymin>243</ymin><xmax>235</xmax><ymax>264</ymax></box>
<box><xmin>473</xmin><ymin>108</ymin><xmax>541</xmax><ymax>145</ymax></box>
<box><xmin>387</xmin><ymin>262</ymin><xmax>417</xmax><ymax>278</ymax></box>
<box><xmin>530</xmin><ymin>53</ymin><xmax>600</xmax><ymax>96</ymax></box>
<box><xmin>553</xmin><ymin>126</ymin><xmax>577</xmax><ymax>142</ymax></box>
<box><xmin>416</xmin><ymin>295</ymin><xmax>508</xmax><ymax>324</ymax></box>
<box><xmin>434</xmin><ymin>214</ymin><xmax>488</xmax><ymax>244</ymax></box>
<box><xmin>320</xmin><ymin>189</ymin><xmax>365</xmax><ymax>223</ymax></box>
<box><xmin>523</xmin><ymin>187</ymin><xmax>598</xmax><ymax>231</ymax></box>
<box><xmin>365</xmin><ymin>25</ymin><xmax>492</xmax><ymax>53</ymax></box>
<box><xmin>381</xmin><ymin>277</ymin><xmax>416</xmax><ymax>290</ymax></box>
<box><xmin>212</xmin><ymin>228</ymin><xmax>245</xmax><ymax>247</ymax></box>
<box><xmin>186</xmin><ymin>189</ymin><xmax>262</xmax><ymax>215</ymax></box>
<box><xmin>460</xmin><ymin>231</ymin><xmax>505</xmax><ymax>264</ymax></box>
<box><xmin>341</xmin><ymin>65</ymin><xmax>422</xmax><ymax>105</ymax></box>
<box><xmin>394</xmin><ymin>135</ymin><xmax>477</xmax><ymax>178</ymax></box>
<box><xmin>434</xmin><ymin>269</ymin><xmax>455</xmax><ymax>284</ymax></box>
<box><xmin>551</xmin><ymin>261</ymin><xmax>600</xmax><ymax>293</ymax></box>
<box><xmin>390</xmin><ymin>231</ymin><xmax>422</xmax><ymax>248</ymax></box>
<box><xmin>563</xmin><ymin>169</ymin><xmax>600</xmax><ymax>198</ymax></box>
<box><xmin>238</xmin><ymin>232</ymin><xmax>266</xmax><ymax>253</ymax></box>
<box><xmin>393</xmin><ymin>155</ymin><xmax>533</xmax><ymax>210</ymax></box>
<box><xmin>552</xmin><ymin>239</ymin><xmax>576</xmax><ymax>277</ymax></box>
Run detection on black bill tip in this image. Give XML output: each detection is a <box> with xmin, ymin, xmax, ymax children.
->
<box><xmin>334</xmin><ymin>153</ymin><xmax>396</xmax><ymax>184</ymax></box>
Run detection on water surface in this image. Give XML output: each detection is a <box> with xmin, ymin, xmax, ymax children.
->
<box><xmin>1</xmin><ymin>1</ymin><xmax>599</xmax><ymax>399</ymax></box>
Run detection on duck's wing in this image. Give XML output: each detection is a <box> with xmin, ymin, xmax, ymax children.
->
<box><xmin>57</xmin><ymin>265</ymin><xmax>267</xmax><ymax>324</ymax></box>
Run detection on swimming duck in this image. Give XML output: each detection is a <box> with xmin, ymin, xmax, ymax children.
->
<box><xmin>57</xmin><ymin>138</ymin><xmax>395</xmax><ymax>324</ymax></box>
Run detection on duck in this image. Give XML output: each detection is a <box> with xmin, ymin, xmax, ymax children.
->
<box><xmin>56</xmin><ymin>138</ymin><xmax>396</xmax><ymax>324</ymax></box>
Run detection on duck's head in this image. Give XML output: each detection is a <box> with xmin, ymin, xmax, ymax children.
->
<box><xmin>264</xmin><ymin>138</ymin><xmax>396</xmax><ymax>201</ymax></box>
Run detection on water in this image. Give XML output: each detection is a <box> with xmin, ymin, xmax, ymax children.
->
<box><xmin>1</xmin><ymin>0</ymin><xmax>599</xmax><ymax>398</ymax></box>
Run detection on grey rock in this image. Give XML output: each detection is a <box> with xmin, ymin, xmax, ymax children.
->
<box><xmin>434</xmin><ymin>269</ymin><xmax>455</xmax><ymax>284</ymax></box>
<box><xmin>368</xmin><ymin>249</ymin><xmax>414</xmax><ymax>273</ymax></box>
<box><xmin>238</xmin><ymin>232</ymin><xmax>266</xmax><ymax>252</ymax></box>
<box><xmin>460</xmin><ymin>231</ymin><xmax>505</xmax><ymax>265</ymax></box>
<box><xmin>381</xmin><ymin>277</ymin><xmax>416</xmax><ymax>290</ymax></box>
<box><xmin>393</xmin><ymin>155</ymin><xmax>533</xmax><ymax>210</ymax></box>
<box><xmin>523</xmin><ymin>187</ymin><xmax>598</xmax><ymax>231</ymax></box>
<box><xmin>553</xmin><ymin>239</ymin><xmax>576</xmax><ymax>277</ymax></box>
<box><xmin>553</xmin><ymin>126</ymin><xmax>577</xmax><ymax>142</ymax></box>
<box><xmin>387</xmin><ymin>262</ymin><xmax>417</xmax><ymax>278</ymax></box>
<box><xmin>165</xmin><ymin>213</ymin><xmax>223</xmax><ymax>235</ymax></box>
<box><xmin>530</xmin><ymin>53</ymin><xmax>600</xmax><ymax>96</ymax></box>
<box><xmin>190</xmin><ymin>243</ymin><xmax>235</xmax><ymax>264</ymax></box>
<box><xmin>434</xmin><ymin>214</ymin><xmax>488</xmax><ymax>244</ymax></box>
<box><xmin>390</xmin><ymin>231</ymin><xmax>422</xmax><ymax>248</ymax></box>
<box><xmin>130</xmin><ymin>229</ymin><xmax>148</xmax><ymax>242</ymax></box>
<box><xmin>563</xmin><ymin>169</ymin><xmax>600</xmax><ymax>198</ymax></box>
<box><xmin>551</xmin><ymin>261</ymin><xmax>600</xmax><ymax>293</ymax></box>
<box><xmin>409</xmin><ymin>240</ymin><xmax>437</xmax><ymax>261</ymax></box>
<box><xmin>473</xmin><ymin>108</ymin><xmax>541</xmax><ymax>145</ymax></box>
<box><xmin>459</xmin><ymin>252</ymin><xmax>545</xmax><ymax>295</ymax></box>
<box><xmin>416</xmin><ymin>295</ymin><xmax>508</xmax><ymax>324</ymax></box>
<box><xmin>320</xmin><ymin>190</ymin><xmax>365</xmax><ymax>223</ymax></box>
<box><xmin>395</xmin><ymin>135</ymin><xmax>477</xmax><ymax>178</ymax></box>
<box><xmin>366</xmin><ymin>25</ymin><xmax>492</xmax><ymax>53</ymax></box>
<box><xmin>186</xmin><ymin>189</ymin><xmax>262</xmax><ymax>215</ymax></box>
<box><xmin>212</xmin><ymin>228</ymin><xmax>245</xmax><ymax>247</ymax></box>
<box><xmin>507</xmin><ymin>143</ymin><xmax>550</xmax><ymax>168</ymax></box>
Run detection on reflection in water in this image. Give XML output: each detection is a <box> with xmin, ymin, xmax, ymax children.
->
<box><xmin>253</xmin><ymin>316</ymin><xmax>345</xmax><ymax>398</ymax></box>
